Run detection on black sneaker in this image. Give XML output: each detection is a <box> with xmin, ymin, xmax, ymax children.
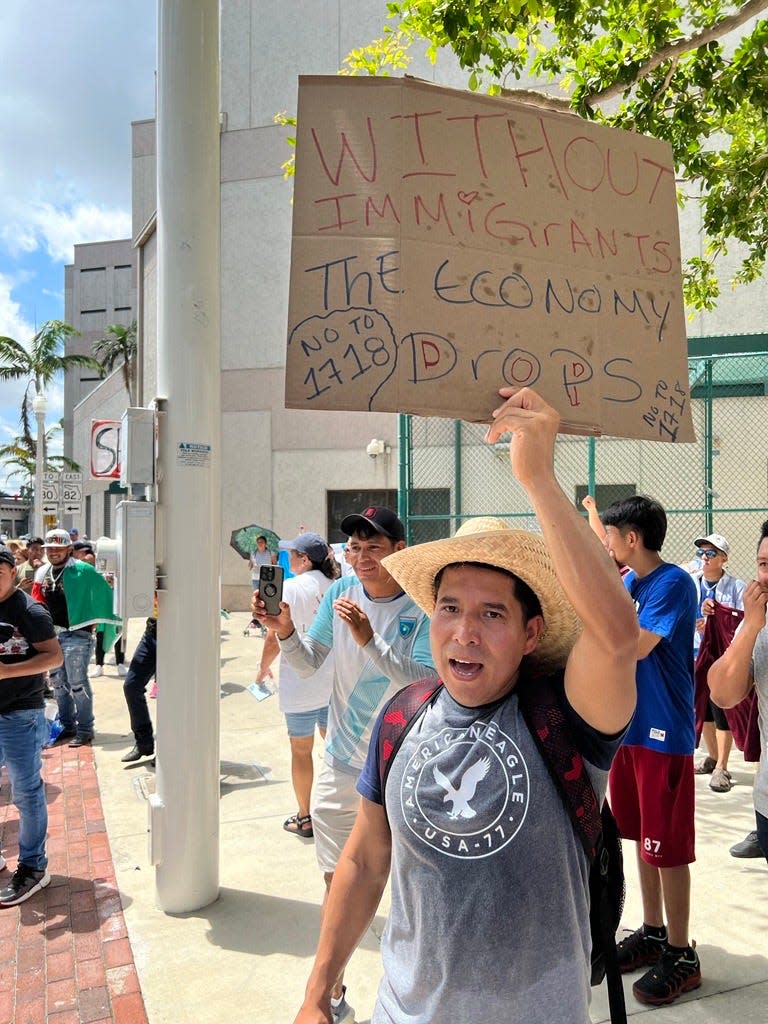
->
<box><xmin>632</xmin><ymin>944</ymin><xmax>701</xmax><ymax>1005</ymax></box>
<box><xmin>0</xmin><ymin>863</ymin><xmax>51</xmax><ymax>906</ymax></box>
<box><xmin>616</xmin><ymin>924</ymin><xmax>667</xmax><ymax>973</ymax></box>
<box><xmin>730</xmin><ymin>830</ymin><xmax>764</xmax><ymax>858</ymax></box>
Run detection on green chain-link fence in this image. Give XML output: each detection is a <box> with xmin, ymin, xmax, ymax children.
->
<box><xmin>400</xmin><ymin>351</ymin><xmax>768</xmax><ymax>582</ymax></box>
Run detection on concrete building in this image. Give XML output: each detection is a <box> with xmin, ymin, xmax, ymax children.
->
<box><xmin>68</xmin><ymin>0</ymin><xmax>767</xmax><ymax>608</ymax></box>
<box><xmin>64</xmin><ymin>238</ymin><xmax>136</xmax><ymax>538</ymax></box>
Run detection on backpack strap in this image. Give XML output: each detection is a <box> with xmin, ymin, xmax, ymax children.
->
<box><xmin>518</xmin><ymin>675</ymin><xmax>601</xmax><ymax>858</ymax></box>
<box><xmin>518</xmin><ymin>676</ymin><xmax>626</xmax><ymax>1024</ymax></box>
<box><xmin>377</xmin><ymin>676</ymin><xmax>444</xmax><ymax>796</ymax></box>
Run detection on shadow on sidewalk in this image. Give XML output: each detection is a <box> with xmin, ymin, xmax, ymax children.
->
<box><xmin>169</xmin><ymin>886</ymin><xmax>386</xmax><ymax>959</ymax></box>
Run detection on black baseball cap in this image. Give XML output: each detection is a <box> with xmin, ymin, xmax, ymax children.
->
<box><xmin>0</xmin><ymin>548</ymin><xmax>16</xmax><ymax>570</ymax></box>
<box><xmin>340</xmin><ymin>506</ymin><xmax>405</xmax><ymax>543</ymax></box>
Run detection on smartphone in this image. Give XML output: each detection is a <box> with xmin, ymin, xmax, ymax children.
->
<box><xmin>258</xmin><ymin>564</ymin><xmax>284</xmax><ymax>616</ymax></box>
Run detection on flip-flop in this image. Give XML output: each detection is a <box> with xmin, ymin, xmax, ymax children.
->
<box><xmin>283</xmin><ymin>813</ymin><xmax>313</xmax><ymax>838</ymax></box>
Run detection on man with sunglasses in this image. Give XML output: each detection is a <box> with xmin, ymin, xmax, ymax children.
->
<box><xmin>691</xmin><ymin>534</ymin><xmax>745</xmax><ymax>792</ymax></box>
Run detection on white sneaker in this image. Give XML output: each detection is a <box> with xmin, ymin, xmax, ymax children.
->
<box><xmin>331</xmin><ymin>987</ymin><xmax>355</xmax><ymax>1024</ymax></box>
<box><xmin>90</xmin><ymin>666</ymin><xmax>103</xmax><ymax>678</ymax></box>
<box><xmin>117</xmin><ymin>664</ymin><xmax>128</xmax><ymax>677</ymax></box>
<box><xmin>0</xmin><ymin>855</ymin><xmax>5</xmax><ymax>871</ymax></box>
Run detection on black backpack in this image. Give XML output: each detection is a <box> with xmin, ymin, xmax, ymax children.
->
<box><xmin>378</xmin><ymin>676</ymin><xmax>627</xmax><ymax>1024</ymax></box>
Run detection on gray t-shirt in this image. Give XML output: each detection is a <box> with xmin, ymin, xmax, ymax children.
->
<box><xmin>749</xmin><ymin>624</ymin><xmax>768</xmax><ymax>817</ymax></box>
<box><xmin>358</xmin><ymin>680</ymin><xmax>620</xmax><ymax>1024</ymax></box>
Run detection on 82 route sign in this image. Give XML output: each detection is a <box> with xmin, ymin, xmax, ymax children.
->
<box><xmin>61</xmin><ymin>472</ymin><xmax>83</xmax><ymax>514</ymax></box>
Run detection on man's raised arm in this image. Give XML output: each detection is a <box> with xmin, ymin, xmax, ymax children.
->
<box><xmin>485</xmin><ymin>386</ymin><xmax>638</xmax><ymax>733</ymax></box>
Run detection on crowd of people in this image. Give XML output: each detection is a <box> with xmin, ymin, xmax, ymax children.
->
<box><xmin>0</xmin><ymin>525</ymin><xmax>156</xmax><ymax>907</ymax></box>
<box><xmin>243</xmin><ymin>389</ymin><xmax>767</xmax><ymax>1024</ymax></box>
<box><xmin>1</xmin><ymin>385</ymin><xmax>766</xmax><ymax>1023</ymax></box>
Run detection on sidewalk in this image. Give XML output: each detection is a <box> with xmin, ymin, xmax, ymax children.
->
<box><xmin>2</xmin><ymin>611</ymin><xmax>767</xmax><ymax>1023</ymax></box>
<box><xmin>0</xmin><ymin>740</ymin><xmax>147</xmax><ymax>1024</ymax></box>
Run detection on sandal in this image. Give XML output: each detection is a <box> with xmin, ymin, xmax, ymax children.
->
<box><xmin>283</xmin><ymin>813</ymin><xmax>314</xmax><ymax>838</ymax></box>
<box><xmin>694</xmin><ymin>755</ymin><xmax>716</xmax><ymax>775</ymax></box>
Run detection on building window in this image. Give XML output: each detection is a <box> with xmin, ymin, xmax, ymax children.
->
<box><xmin>326</xmin><ymin>488</ymin><xmax>451</xmax><ymax>545</ymax></box>
<box><xmin>326</xmin><ymin>489</ymin><xmax>397</xmax><ymax>544</ymax></box>
<box><xmin>574</xmin><ymin>484</ymin><xmax>637</xmax><ymax>510</ymax></box>
<box><xmin>103</xmin><ymin>495</ymin><xmax>111</xmax><ymax>538</ymax></box>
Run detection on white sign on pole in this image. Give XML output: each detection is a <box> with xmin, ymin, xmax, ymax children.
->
<box><xmin>60</xmin><ymin>474</ymin><xmax>83</xmax><ymax>505</ymax></box>
<box><xmin>41</xmin><ymin>479</ymin><xmax>60</xmax><ymax>505</ymax></box>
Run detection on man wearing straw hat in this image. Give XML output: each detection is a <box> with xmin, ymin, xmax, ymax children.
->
<box><xmin>293</xmin><ymin>387</ymin><xmax>638</xmax><ymax>1024</ymax></box>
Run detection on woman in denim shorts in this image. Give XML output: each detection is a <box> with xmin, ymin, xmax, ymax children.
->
<box><xmin>256</xmin><ymin>532</ymin><xmax>338</xmax><ymax>838</ymax></box>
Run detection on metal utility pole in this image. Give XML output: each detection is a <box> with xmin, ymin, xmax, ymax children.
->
<box><xmin>32</xmin><ymin>393</ymin><xmax>48</xmax><ymax>536</ymax></box>
<box><xmin>153</xmin><ymin>0</ymin><xmax>221</xmax><ymax>912</ymax></box>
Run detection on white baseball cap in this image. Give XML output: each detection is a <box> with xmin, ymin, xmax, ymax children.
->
<box><xmin>693</xmin><ymin>533</ymin><xmax>729</xmax><ymax>556</ymax></box>
<box><xmin>44</xmin><ymin>528</ymin><xmax>74</xmax><ymax>548</ymax></box>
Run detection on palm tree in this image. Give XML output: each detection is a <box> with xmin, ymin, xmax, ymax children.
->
<box><xmin>0</xmin><ymin>320</ymin><xmax>102</xmax><ymax>446</ymax></box>
<box><xmin>93</xmin><ymin>320</ymin><xmax>137</xmax><ymax>405</ymax></box>
<box><xmin>0</xmin><ymin>423</ymin><xmax>80</xmax><ymax>501</ymax></box>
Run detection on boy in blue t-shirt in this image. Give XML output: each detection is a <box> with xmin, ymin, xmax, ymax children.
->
<box><xmin>602</xmin><ymin>496</ymin><xmax>700</xmax><ymax>1006</ymax></box>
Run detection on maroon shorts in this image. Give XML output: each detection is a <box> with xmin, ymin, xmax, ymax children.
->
<box><xmin>609</xmin><ymin>746</ymin><xmax>695</xmax><ymax>868</ymax></box>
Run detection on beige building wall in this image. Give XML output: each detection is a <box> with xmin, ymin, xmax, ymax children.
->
<box><xmin>67</xmin><ymin>0</ymin><xmax>767</xmax><ymax>609</ymax></box>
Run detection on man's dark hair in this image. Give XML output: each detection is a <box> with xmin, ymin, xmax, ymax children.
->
<box><xmin>433</xmin><ymin>562</ymin><xmax>543</xmax><ymax>623</ymax></box>
<box><xmin>601</xmin><ymin>495</ymin><xmax>667</xmax><ymax>553</ymax></box>
<box><xmin>758</xmin><ymin>520</ymin><xmax>768</xmax><ymax>548</ymax></box>
<box><xmin>28</xmin><ymin>537</ymin><xmax>44</xmax><ymax>546</ymax></box>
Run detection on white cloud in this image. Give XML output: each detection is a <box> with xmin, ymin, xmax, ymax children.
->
<box><xmin>2</xmin><ymin>201</ymin><xmax>132</xmax><ymax>266</ymax></box>
<box><xmin>0</xmin><ymin>273</ymin><xmax>34</xmax><ymax>342</ymax></box>
<box><xmin>1</xmin><ymin>224</ymin><xmax>38</xmax><ymax>259</ymax></box>
<box><xmin>0</xmin><ymin>1</ymin><xmax>156</xmax><ymax>262</ymax></box>
<box><xmin>33</xmin><ymin>202</ymin><xmax>132</xmax><ymax>265</ymax></box>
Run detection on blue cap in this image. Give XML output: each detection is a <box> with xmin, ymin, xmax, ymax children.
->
<box><xmin>278</xmin><ymin>532</ymin><xmax>329</xmax><ymax>564</ymax></box>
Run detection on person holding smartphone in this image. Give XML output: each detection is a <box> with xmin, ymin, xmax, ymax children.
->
<box><xmin>256</xmin><ymin>533</ymin><xmax>338</xmax><ymax>838</ymax></box>
<box><xmin>252</xmin><ymin>507</ymin><xmax>434</xmax><ymax>1024</ymax></box>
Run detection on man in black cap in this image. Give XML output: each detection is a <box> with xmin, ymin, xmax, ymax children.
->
<box><xmin>15</xmin><ymin>537</ymin><xmax>44</xmax><ymax>595</ymax></box>
<box><xmin>253</xmin><ymin>506</ymin><xmax>434</xmax><ymax>1024</ymax></box>
<box><xmin>0</xmin><ymin>548</ymin><xmax>62</xmax><ymax>906</ymax></box>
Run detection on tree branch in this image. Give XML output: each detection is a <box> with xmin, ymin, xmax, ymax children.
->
<box><xmin>587</xmin><ymin>0</ymin><xmax>768</xmax><ymax>105</ymax></box>
<box><xmin>499</xmin><ymin>86</ymin><xmax>575</xmax><ymax>112</ymax></box>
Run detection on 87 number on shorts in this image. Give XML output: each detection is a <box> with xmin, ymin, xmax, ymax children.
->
<box><xmin>644</xmin><ymin>837</ymin><xmax>661</xmax><ymax>854</ymax></box>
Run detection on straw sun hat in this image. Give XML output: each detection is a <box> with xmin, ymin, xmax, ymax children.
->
<box><xmin>382</xmin><ymin>517</ymin><xmax>582</xmax><ymax>676</ymax></box>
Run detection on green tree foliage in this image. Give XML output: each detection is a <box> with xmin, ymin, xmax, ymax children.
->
<box><xmin>352</xmin><ymin>0</ymin><xmax>768</xmax><ymax>308</ymax></box>
<box><xmin>0</xmin><ymin>320</ymin><xmax>101</xmax><ymax>445</ymax></box>
<box><xmin>93</xmin><ymin>319</ymin><xmax>138</xmax><ymax>405</ymax></box>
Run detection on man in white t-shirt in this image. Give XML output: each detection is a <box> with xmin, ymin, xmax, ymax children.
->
<box><xmin>256</xmin><ymin>531</ymin><xmax>337</xmax><ymax>839</ymax></box>
<box><xmin>253</xmin><ymin>506</ymin><xmax>434</xmax><ymax>1024</ymax></box>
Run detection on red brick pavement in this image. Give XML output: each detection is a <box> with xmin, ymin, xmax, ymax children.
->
<box><xmin>0</xmin><ymin>739</ymin><xmax>149</xmax><ymax>1024</ymax></box>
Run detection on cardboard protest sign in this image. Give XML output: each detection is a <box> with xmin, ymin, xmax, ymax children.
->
<box><xmin>285</xmin><ymin>75</ymin><xmax>695</xmax><ymax>442</ymax></box>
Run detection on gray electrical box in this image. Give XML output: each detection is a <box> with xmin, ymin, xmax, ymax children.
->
<box><xmin>115</xmin><ymin>501</ymin><xmax>155</xmax><ymax>619</ymax></box>
<box><xmin>120</xmin><ymin>407</ymin><xmax>155</xmax><ymax>489</ymax></box>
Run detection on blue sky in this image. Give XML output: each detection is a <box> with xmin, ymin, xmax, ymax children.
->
<box><xmin>0</xmin><ymin>1</ymin><xmax>157</xmax><ymax>491</ymax></box>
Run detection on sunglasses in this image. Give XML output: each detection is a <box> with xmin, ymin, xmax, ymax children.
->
<box><xmin>696</xmin><ymin>549</ymin><xmax>721</xmax><ymax>560</ymax></box>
